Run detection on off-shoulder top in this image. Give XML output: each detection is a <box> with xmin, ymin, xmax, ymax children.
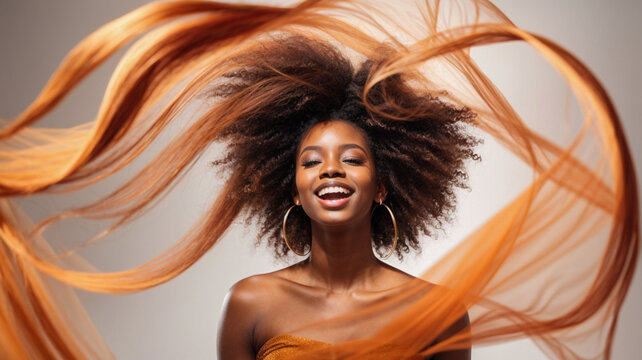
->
<box><xmin>256</xmin><ymin>334</ymin><xmax>424</xmax><ymax>360</ymax></box>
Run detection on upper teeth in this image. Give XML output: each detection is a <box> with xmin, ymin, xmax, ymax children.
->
<box><xmin>318</xmin><ymin>186</ymin><xmax>351</xmax><ymax>197</ymax></box>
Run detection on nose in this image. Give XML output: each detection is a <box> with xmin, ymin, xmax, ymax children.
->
<box><xmin>319</xmin><ymin>157</ymin><xmax>345</xmax><ymax>179</ymax></box>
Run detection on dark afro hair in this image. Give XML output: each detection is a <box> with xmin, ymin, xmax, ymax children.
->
<box><xmin>210</xmin><ymin>33</ymin><xmax>481</xmax><ymax>260</ymax></box>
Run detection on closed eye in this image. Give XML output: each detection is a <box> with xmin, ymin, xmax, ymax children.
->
<box><xmin>302</xmin><ymin>159</ymin><xmax>363</xmax><ymax>167</ymax></box>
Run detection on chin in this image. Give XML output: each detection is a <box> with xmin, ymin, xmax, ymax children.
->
<box><xmin>310</xmin><ymin>209</ymin><xmax>370</xmax><ymax>228</ymax></box>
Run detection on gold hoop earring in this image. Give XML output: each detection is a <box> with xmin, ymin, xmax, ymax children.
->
<box><xmin>282</xmin><ymin>203</ymin><xmax>309</xmax><ymax>256</ymax></box>
<box><xmin>371</xmin><ymin>199</ymin><xmax>398</xmax><ymax>260</ymax></box>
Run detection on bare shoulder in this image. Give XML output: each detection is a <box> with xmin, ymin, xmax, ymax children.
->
<box><xmin>222</xmin><ymin>262</ymin><xmax>306</xmax><ymax>311</ymax></box>
<box><xmin>220</xmin><ymin>272</ymin><xmax>288</xmax><ymax>322</ymax></box>
<box><xmin>379</xmin><ymin>265</ymin><xmax>470</xmax><ymax>334</ymax></box>
<box><xmin>379</xmin><ymin>262</ymin><xmax>435</xmax><ymax>292</ymax></box>
<box><xmin>217</xmin><ymin>272</ymin><xmax>288</xmax><ymax>359</ymax></box>
<box><xmin>226</xmin><ymin>273</ymin><xmax>278</xmax><ymax>303</ymax></box>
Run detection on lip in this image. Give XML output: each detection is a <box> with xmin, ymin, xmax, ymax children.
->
<box><xmin>314</xmin><ymin>181</ymin><xmax>354</xmax><ymax>209</ymax></box>
<box><xmin>316</xmin><ymin>194</ymin><xmax>352</xmax><ymax>209</ymax></box>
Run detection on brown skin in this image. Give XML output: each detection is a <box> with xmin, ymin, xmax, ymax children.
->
<box><xmin>217</xmin><ymin>120</ymin><xmax>470</xmax><ymax>359</ymax></box>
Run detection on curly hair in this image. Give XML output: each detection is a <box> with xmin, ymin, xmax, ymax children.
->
<box><xmin>211</xmin><ymin>34</ymin><xmax>481</xmax><ymax>260</ymax></box>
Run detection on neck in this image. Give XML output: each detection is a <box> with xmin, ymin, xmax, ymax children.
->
<box><xmin>304</xmin><ymin>215</ymin><xmax>381</xmax><ymax>294</ymax></box>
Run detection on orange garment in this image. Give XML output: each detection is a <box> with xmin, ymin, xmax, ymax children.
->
<box><xmin>256</xmin><ymin>334</ymin><xmax>424</xmax><ymax>360</ymax></box>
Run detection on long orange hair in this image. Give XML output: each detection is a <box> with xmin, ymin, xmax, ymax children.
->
<box><xmin>0</xmin><ymin>0</ymin><xmax>637</xmax><ymax>359</ymax></box>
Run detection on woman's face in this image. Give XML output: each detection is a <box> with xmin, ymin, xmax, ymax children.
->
<box><xmin>294</xmin><ymin>120</ymin><xmax>384</xmax><ymax>227</ymax></box>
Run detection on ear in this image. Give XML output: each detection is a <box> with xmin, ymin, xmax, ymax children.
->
<box><xmin>376</xmin><ymin>179</ymin><xmax>388</xmax><ymax>203</ymax></box>
<box><xmin>291</xmin><ymin>186</ymin><xmax>300</xmax><ymax>206</ymax></box>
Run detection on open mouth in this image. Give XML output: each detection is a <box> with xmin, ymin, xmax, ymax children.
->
<box><xmin>316</xmin><ymin>186</ymin><xmax>353</xmax><ymax>200</ymax></box>
<box><xmin>314</xmin><ymin>184</ymin><xmax>354</xmax><ymax>208</ymax></box>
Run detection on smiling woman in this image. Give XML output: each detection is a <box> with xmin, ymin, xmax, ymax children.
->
<box><xmin>0</xmin><ymin>0</ymin><xmax>638</xmax><ymax>359</ymax></box>
<box><xmin>217</xmin><ymin>111</ymin><xmax>475</xmax><ymax>358</ymax></box>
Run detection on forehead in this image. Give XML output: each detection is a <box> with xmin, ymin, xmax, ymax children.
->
<box><xmin>298</xmin><ymin>120</ymin><xmax>369</xmax><ymax>150</ymax></box>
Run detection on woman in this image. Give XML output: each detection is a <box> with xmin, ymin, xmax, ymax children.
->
<box><xmin>214</xmin><ymin>36</ymin><xmax>478</xmax><ymax>359</ymax></box>
<box><xmin>0</xmin><ymin>0</ymin><xmax>637</xmax><ymax>359</ymax></box>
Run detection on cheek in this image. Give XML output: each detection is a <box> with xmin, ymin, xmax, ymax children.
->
<box><xmin>353</xmin><ymin>170</ymin><xmax>378</xmax><ymax>197</ymax></box>
<box><xmin>294</xmin><ymin>171</ymin><xmax>313</xmax><ymax>197</ymax></box>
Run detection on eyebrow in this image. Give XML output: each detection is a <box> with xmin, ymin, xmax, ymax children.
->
<box><xmin>298</xmin><ymin>144</ymin><xmax>368</xmax><ymax>158</ymax></box>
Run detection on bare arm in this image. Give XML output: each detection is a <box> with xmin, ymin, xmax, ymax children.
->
<box><xmin>431</xmin><ymin>311</ymin><xmax>471</xmax><ymax>360</ymax></box>
<box><xmin>217</xmin><ymin>279</ymin><xmax>260</xmax><ymax>360</ymax></box>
